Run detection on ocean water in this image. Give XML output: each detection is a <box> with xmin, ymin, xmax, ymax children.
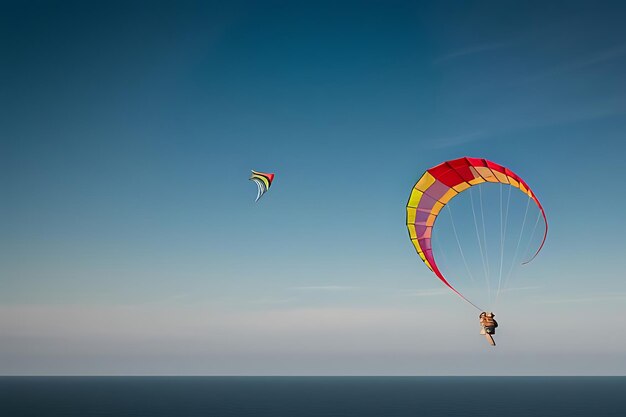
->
<box><xmin>1</xmin><ymin>377</ymin><xmax>625</xmax><ymax>417</ymax></box>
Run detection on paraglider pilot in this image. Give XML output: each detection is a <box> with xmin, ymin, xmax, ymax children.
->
<box><xmin>479</xmin><ymin>312</ymin><xmax>498</xmax><ymax>346</ymax></box>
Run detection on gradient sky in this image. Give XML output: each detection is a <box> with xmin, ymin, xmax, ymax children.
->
<box><xmin>2</xmin><ymin>0</ymin><xmax>626</xmax><ymax>375</ymax></box>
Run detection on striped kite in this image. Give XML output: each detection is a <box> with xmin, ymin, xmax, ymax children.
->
<box><xmin>249</xmin><ymin>170</ymin><xmax>274</xmax><ymax>202</ymax></box>
<box><xmin>406</xmin><ymin>157</ymin><xmax>547</xmax><ymax>309</ymax></box>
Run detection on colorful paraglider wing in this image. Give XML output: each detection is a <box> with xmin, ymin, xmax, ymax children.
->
<box><xmin>406</xmin><ymin>157</ymin><xmax>547</xmax><ymax>300</ymax></box>
<box><xmin>249</xmin><ymin>170</ymin><xmax>275</xmax><ymax>202</ymax></box>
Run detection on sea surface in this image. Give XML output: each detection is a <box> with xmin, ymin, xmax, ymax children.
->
<box><xmin>1</xmin><ymin>376</ymin><xmax>625</xmax><ymax>417</ymax></box>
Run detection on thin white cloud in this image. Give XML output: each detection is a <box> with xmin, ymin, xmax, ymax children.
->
<box><xmin>435</xmin><ymin>41</ymin><xmax>513</xmax><ymax>64</ymax></box>
<box><xmin>291</xmin><ymin>286</ymin><xmax>359</xmax><ymax>291</ymax></box>
<box><xmin>399</xmin><ymin>288</ymin><xmax>448</xmax><ymax>297</ymax></box>
<box><xmin>526</xmin><ymin>44</ymin><xmax>626</xmax><ymax>82</ymax></box>
<box><xmin>428</xmin><ymin>131</ymin><xmax>487</xmax><ymax>149</ymax></box>
<box><xmin>500</xmin><ymin>285</ymin><xmax>544</xmax><ymax>293</ymax></box>
<box><xmin>516</xmin><ymin>98</ymin><xmax>626</xmax><ymax>128</ymax></box>
<box><xmin>534</xmin><ymin>293</ymin><xmax>626</xmax><ymax>304</ymax></box>
<box><xmin>251</xmin><ymin>297</ymin><xmax>298</xmax><ymax>305</ymax></box>
<box><xmin>168</xmin><ymin>293</ymin><xmax>192</xmax><ymax>301</ymax></box>
<box><xmin>427</xmin><ymin>95</ymin><xmax>626</xmax><ymax>150</ymax></box>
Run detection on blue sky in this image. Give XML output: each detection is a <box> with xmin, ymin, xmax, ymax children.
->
<box><xmin>2</xmin><ymin>0</ymin><xmax>626</xmax><ymax>375</ymax></box>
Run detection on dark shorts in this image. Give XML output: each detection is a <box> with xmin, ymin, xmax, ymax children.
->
<box><xmin>485</xmin><ymin>326</ymin><xmax>496</xmax><ymax>335</ymax></box>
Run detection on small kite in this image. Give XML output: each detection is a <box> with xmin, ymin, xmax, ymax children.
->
<box><xmin>249</xmin><ymin>170</ymin><xmax>275</xmax><ymax>202</ymax></box>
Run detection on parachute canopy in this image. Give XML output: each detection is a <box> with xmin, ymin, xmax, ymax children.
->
<box><xmin>250</xmin><ymin>170</ymin><xmax>275</xmax><ymax>202</ymax></box>
<box><xmin>406</xmin><ymin>157</ymin><xmax>547</xmax><ymax>307</ymax></box>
